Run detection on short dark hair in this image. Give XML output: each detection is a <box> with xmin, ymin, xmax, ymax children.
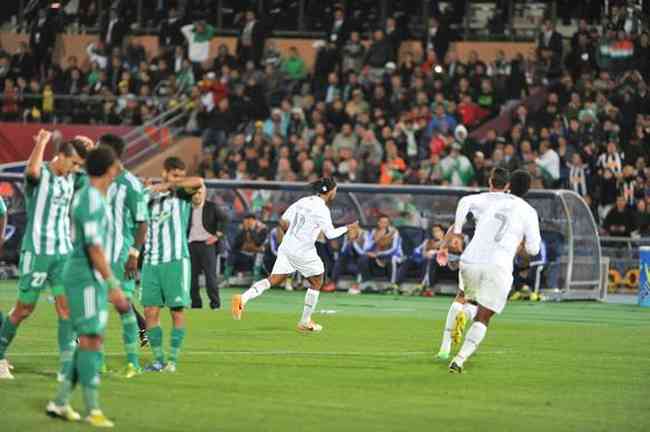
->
<box><xmin>97</xmin><ymin>134</ymin><xmax>126</xmax><ymax>158</ymax></box>
<box><xmin>490</xmin><ymin>167</ymin><xmax>510</xmax><ymax>189</ymax></box>
<box><xmin>311</xmin><ymin>177</ymin><xmax>337</xmax><ymax>195</ymax></box>
<box><xmin>86</xmin><ymin>146</ymin><xmax>117</xmax><ymax>177</ymax></box>
<box><xmin>510</xmin><ymin>170</ymin><xmax>532</xmax><ymax>197</ymax></box>
<box><xmin>164</xmin><ymin>157</ymin><xmax>186</xmax><ymax>171</ymax></box>
<box><xmin>59</xmin><ymin>140</ymin><xmax>88</xmax><ymax>160</ymax></box>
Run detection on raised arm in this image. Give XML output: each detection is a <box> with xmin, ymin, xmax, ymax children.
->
<box><xmin>25</xmin><ymin>129</ymin><xmax>52</xmax><ymax>181</ymax></box>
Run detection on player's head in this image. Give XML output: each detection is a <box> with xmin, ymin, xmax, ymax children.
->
<box><xmin>311</xmin><ymin>177</ymin><xmax>337</xmax><ymax>204</ymax></box>
<box><xmin>488</xmin><ymin>167</ymin><xmax>510</xmax><ymax>192</ymax></box>
<box><xmin>57</xmin><ymin>140</ymin><xmax>88</xmax><ymax>175</ymax></box>
<box><xmin>377</xmin><ymin>215</ymin><xmax>390</xmax><ymax>230</ymax></box>
<box><xmin>97</xmin><ymin>134</ymin><xmax>126</xmax><ymax>160</ymax></box>
<box><xmin>86</xmin><ymin>146</ymin><xmax>119</xmax><ymax>181</ymax></box>
<box><xmin>509</xmin><ymin>169</ymin><xmax>532</xmax><ymax>197</ymax></box>
<box><xmin>162</xmin><ymin>157</ymin><xmax>186</xmax><ymax>181</ymax></box>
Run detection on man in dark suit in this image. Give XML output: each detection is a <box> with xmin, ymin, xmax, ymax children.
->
<box><xmin>236</xmin><ymin>10</ymin><xmax>268</xmax><ymax>67</ymax></box>
<box><xmin>327</xmin><ymin>6</ymin><xmax>350</xmax><ymax>51</ymax></box>
<box><xmin>101</xmin><ymin>8</ymin><xmax>129</xmax><ymax>51</ymax></box>
<box><xmin>159</xmin><ymin>7</ymin><xmax>186</xmax><ymax>48</ymax></box>
<box><xmin>537</xmin><ymin>19</ymin><xmax>563</xmax><ymax>62</ymax></box>
<box><xmin>188</xmin><ymin>187</ymin><xmax>229</xmax><ymax>309</ymax></box>
<box><xmin>422</xmin><ymin>16</ymin><xmax>450</xmax><ymax>65</ymax></box>
<box><xmin>29</xmin><ymin>8</ymin><xmax>58</xmax><ymax>79</ymax></box>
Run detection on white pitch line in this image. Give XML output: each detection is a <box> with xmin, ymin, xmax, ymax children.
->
<box><xmin>7</xmin><ymin>350</ymin><xmax>507</xmax><ymax>358</ymax></box>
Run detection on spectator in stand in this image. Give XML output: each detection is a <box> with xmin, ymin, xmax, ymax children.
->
<box><xmin>536</xmin><ymin>140</ymin><xmax>561</xmax><ymax>186</ymax></box>
<box><xmin>327</xmin><ymin>5</ymin><xmax>350</xmax><ymax>51</ymax></box>
<box><xmin>538</xmin><ymin>19</ymin><xmax>564</xmax><ymax>63</ymax></box>
<box><xmin>438</xmin><ymin>142</ymin><xmax>474</xmax><ymax>186</ymax></box>
<box><xmin>422</xmin><ymin>16</ymin><xmax>450</xmax><ymax>67</ymax></box>
<box><xmin>159</xmin><ymin>7</ymin><xmax>185</xmax><ymax>48</ymax></box>
<box><xmin>364</xmin><ymin>30</ymin><xmax>391</xmax><ymax>82</ymax></box>
<box><xmin>236</xmin><ymin>10</ymin><xmax>268</xmax><ymax>67</ymax></box>
<box><xmin>282</xmin><ymin>46</ymin><xmax>307</xmax><ymax>89</ymax></box>
<box><xmin>101</xmin><ymin>8</ymin><xmax>128</xmax><ymax>51</ymax></box>
<box><xmin>384</xmin><ymin>16</ymin><xmax>403</xmax><ymax>63</ymax></box>
<box><xmin>342</xmin><ymin>31</ymin><xmax>366</xmax><ymax>74</ymax></box>
<box><xmin>30</xmin><ymin>8</ymin><xmax>58</xmax><ymax>79</ymax></box>
<box><xmin>603</xmin><ymin>196</ymin><xmax>637</xmax><ymax>237</ymax></box>
<box><xmin>182</xmin><ymin>19</ymin><xmax>217</xmax><ymax>75</ymax></box>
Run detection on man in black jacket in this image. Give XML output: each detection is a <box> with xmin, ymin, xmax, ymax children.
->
<box><xmin>422</xmin><ymin>16</ymin><xmax>450</xmax><ymax>66</ymax></box>
<box><xmin>188</xmin><ymin>187</ymin><xmax>230</xmax><ymax>309</ymax></box>
<box><xmin>236</xmin><ymin>10</ymin><xmax>268</xmax><ymax>67</ymax></box>
<box><xmin>101</xmin><ymin>8</ymin><xmax>129</xmax><ymax>51</ymax></box>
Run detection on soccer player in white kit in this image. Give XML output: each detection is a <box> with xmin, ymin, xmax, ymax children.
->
<box><xmin>231</xmin><ymin>178</ymin><xmax>359</xmax><ymax>332</ymax></box>
<box><xmin>435</xmin><ymin>168</ymin><xmax>509</xmax><ymax>361</ymax></box>
<box><xmin>441</xmin><ymin>169</ymin><xmax>542</xmax><ymax>373</ymax></box>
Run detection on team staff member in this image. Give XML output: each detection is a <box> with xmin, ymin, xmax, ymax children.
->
<box><xmin>188</xmin><ymin>186</ymin><xmax>229</xmax><ymax>309</ymax></box>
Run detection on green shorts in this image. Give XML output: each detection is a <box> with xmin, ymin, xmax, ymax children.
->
<box><xmin>64</xmin><ymin>273</ymin><xmax>109</xmax><ymax>336</ymax></box>
<box><xmin>17</xmin><ymin>251</ymin><xmax>68</xmax><ymax>305</ymax></box>
<box><xmin>111</xmin><ymin>257</ymin><xmax>136</xmax><ymax>299</ymax></box>
<box><xmin>141</xmin><ymin>258</ymin><xmax>190</xmax><ymax>309</ymax></box>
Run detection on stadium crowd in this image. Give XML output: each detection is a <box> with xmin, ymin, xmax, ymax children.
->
<box><xmin>0</xmin><ymin>2</ymin><xmax>649</xmax><ymax>294</ymax></box>
<box><xmin>3</xmin><ymin>3</ymin><xmax>650</xmax><ymax>239</ymax></box>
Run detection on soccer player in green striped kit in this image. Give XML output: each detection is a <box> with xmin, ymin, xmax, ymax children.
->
<box><xmin>46</xmin><ymin>145</ymin><xmax>131</xmax><ymax>427</ymax></box>
<box><xmin>98</xmin><ymin>134</ymin><xmax>148</xmax><ymax>378</ymax></box>
<box><xmin>0</xmin><ymin>130</ymin><xmax>87</xmax><ymax>380</ymax></box>
<box><xmin>143</xmin><ymin>157</ymin><xmax>203</xmax><ymax>372</ymax></box>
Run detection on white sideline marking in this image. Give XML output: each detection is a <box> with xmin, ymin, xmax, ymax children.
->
<box><xmin>7</xmin><ymin>350</ymin><xmax>507</xmax><ymax>358</ymax></box>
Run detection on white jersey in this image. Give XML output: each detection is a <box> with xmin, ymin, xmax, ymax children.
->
<box><xmin>454</xmin><ymin>192</ymin><xmax>541</xmax><ymax>273</ymax></box>
<box><xmin>278</xmin><ymin>195</ymin><xmax>347</xmax><ymax>256</ymax></box>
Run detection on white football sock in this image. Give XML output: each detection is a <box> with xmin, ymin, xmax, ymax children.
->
<box><xmin>300</xmin><ymin>289</ymin><xmax>320</xmax><ymax>325</ymax></box>
<box><xmin>454</xmin><ymin>321</ymin><xmax>487</xmax><ymax>367</ymax></box>
<box><xmin>241</xmin><ymin>279</ymin><xmax>271</xmax><ymax>305</ymax></box>
<box><xmin>464</xmin><ymin>303</ymin><xmax>478</xmax><ymax>321</ymax></box>
<box><xmin>439</xmin><ymin>301</ymin><xmax>464</xmax><ymax>353</ymax></box>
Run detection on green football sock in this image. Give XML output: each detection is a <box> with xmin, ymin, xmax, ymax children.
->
<box><xmin>147</xmin><ymin>326</ymin><xmax>165</xmax><ymax>363</ymax></box>
<box><xmin>121</xmin><ymin>309</ymin><xmax>140</xmax><ymax>367</ymax></box>
<box><xmin>54</xmin><ymin>348</ymin><xmax>78</xmax><ymax>406</ymax></box>
<box><xmin>169</xmin><ymin>327</ymin><xmax>186</xmax><ymax>365</ymax></box>
<box><xmin>58</xmin><ymin>318</ymin><xmax>74</xmax><ymax>377</ymax></box>
<box><xmin>78</xmin><ymin>349</ymin><xmax>101</xmax><ymax>413</ymax></box>
<box><xmin>0</xmin><ymin>315</ymin><xmax>18</xmax><ymax>360</ymax></box>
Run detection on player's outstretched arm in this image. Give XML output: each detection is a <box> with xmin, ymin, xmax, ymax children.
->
<box><xmin>25</xmin><ymin>129</ymin><xmax>52</xmax><ymax>181</ymax></box>
<box><xmin>170</xmin><ymin>175</ymin><xmax>204</xmax><ymax>191</ymax></box>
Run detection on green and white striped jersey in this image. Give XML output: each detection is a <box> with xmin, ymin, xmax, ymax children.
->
<box><xmin>22</xmin><ymin>165</ymin><xmax>75</xmax><ymax>256</ymax></box>
<box><xmin>0</xmin><ymin>196</ymin><xmax>6</xmax><ymax>217</ymax></box>
<box><xmin>69</xmin><ymin>184</ymin><xmax>113</xmax><ymax>279</ymax></box>
<box><xmin>106</xmin><ymin>170</ymin><xmax>147</xmax><ymax>263</ymax></box>
<box><xmin>144</xmin><ymin>190</ymin><xmax>192</xmax><ymax>265</ymax></box>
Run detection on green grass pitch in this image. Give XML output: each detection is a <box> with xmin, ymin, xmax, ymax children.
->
<box><xmin>0</xmin><ymin>281</ymin><xmax>649</xmax><ymax>432</ymax></box>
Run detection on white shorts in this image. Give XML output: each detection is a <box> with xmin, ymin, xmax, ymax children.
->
<box><xmin>271</xmin><ymin>250</ymin><xmax>324</xmax><ymax>278</ymax></box>
<box><xmin>459</xmin><ymin>262</ymin><xmax>513</xmax><ymax>314</ymax></box>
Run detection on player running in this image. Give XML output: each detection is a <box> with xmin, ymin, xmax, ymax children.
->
<box><xmin>46</xmin><ymin>145</ymin><xmax>131</xmax><ymax>427</ymax></box>
<box><xmin>141</xmin><ymin>157</ymin><xmax>203</xmax><ymax>373</ymax></box>
<box><xmin>99</xmin><ymin>134</ymin><xmax>148</xmax><ymax>378</ymax></box>
<box><xmin>435</xmin><ymin>168</ymin><xmax>510</xmax><ymax>361</ymax></box>
<box><xmin>441</xmin><ymin>169</ymin><xmax>541</xmax><ymax>373</ymax></box>
<box><xmin>231</xmin><ymin>177</ymin><xmax>359</xmax><ymax>332</ymax></box>
<box><xmin>0</xmin><ymin>130</ymin><xmax>87</xmax><ymax>380</ymax></box>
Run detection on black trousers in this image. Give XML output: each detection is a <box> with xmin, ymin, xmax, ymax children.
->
<box><xmin>189</xmin><ymin>242</ymin><xmax>220</xmax><ymax>309</ymax></box>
